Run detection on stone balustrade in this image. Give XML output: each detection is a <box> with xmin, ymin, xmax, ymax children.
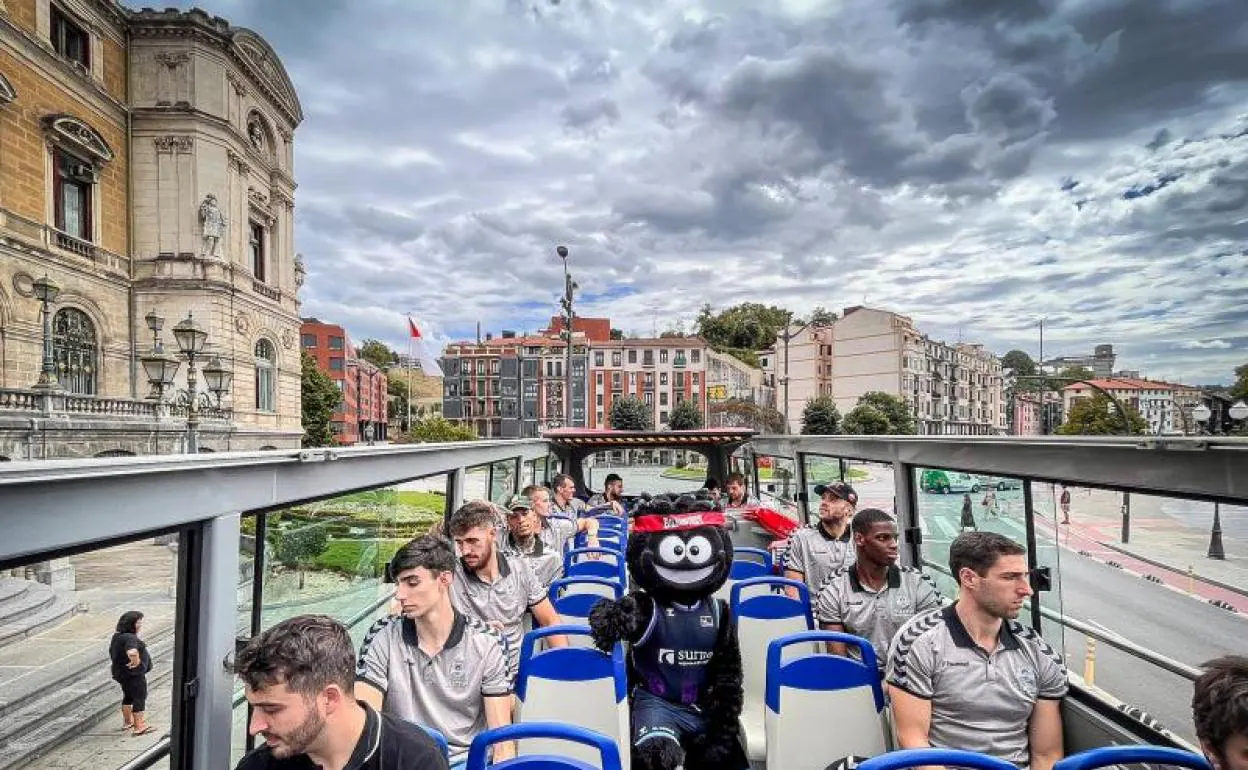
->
<box><xmin>0</xmin><ymin>387</ymin><xmax>232</xmax><ymax>422</ymax></box>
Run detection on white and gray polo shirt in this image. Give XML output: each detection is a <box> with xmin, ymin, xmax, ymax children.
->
<box><xmin>507</xmin><ymin>517</ymin><xmax>577</xmax><ymax>588</ymax></box>
<box><xmin>784</xmin><ymin>524</ymin><xmax>857</xmax><ymax>594</ymax></box>
<box><xmin>355</xmin><ymin>611</ymin><xmax>511</xmax><ymax>763</ymax></box>
<box><xmin>815</xmin><ymin>564</ymin><xmax>942</xmax><ymax>669</ymax></box>
<box><xmin>450</xmin><ymin>551</ymin><xmax>548</xmax><ymax>677</ymax></box>
<box><xmin>886</xmin><ymin>605</ymin><xmax>1069</xmax><ymax>769</ymax></box>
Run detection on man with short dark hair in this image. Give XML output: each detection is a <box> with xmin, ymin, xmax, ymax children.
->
<box><xmin>721</xmin><ymin>472</ymin><xmax>758</xmax><ymax>509</ymax></box>
<box><xmin>783</xmin><ymin>481</ymin><xmax>859</xmax><ymax>597</ymax></box>
<box><xmin>447</xmin><ymin>501</ymin><xmax>566</xmax><ymax>676</ymax></box>
<box><xmin>887</xmin><ymin>532</ymin><xmax>1066</xmax><ymax>770</ymax></box>
<box><xmin>235</xmin><ymin>614</ymin><xmax>447</xmax><ymax>770</ymax></box>
<box><xmin>815</xmin><ymin>508</ymin><xmax>941</xmax><ymax>669</ymax></box>
<box><xmin>587</xmin><ymin>472</ymin><xmax>625</xmax><ymax>513</ymax></box>
<box><xmin>1193</xmin><ymin>655</ymin><xmax>1248</xmax><ymax>770</ymax></box>
<box><xmin>356</xmin><ymin>535</ymin><xmax>513</xmax><ymax>768</ymax></box>
<box><xmin>550</xmin><ymin>473</ymin><xmax>586</xmax><ymax>520</ymax></box>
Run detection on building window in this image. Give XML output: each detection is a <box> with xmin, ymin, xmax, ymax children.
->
<box><xmin>255</xmin><ymin>339</ymin><xmax>277</xmax><ymax>411</ymax></box>
<box><xmin>52</xmin><ymin>308</ymin><xmax>96</xmax><ymax>394</ymax></box>
<box><xmin>692</xmin><ymin>373</ymin><xmax>699</xmax><ymax>385</ymax></box>
<box><xmin>691</xmin><ymin>349</ymin><xmax>700</xmax><ymax>364</ymax></box>
<box><xmin>53</xmin><ymin>149</ymin><xmax>93</xmax><ymax>240</ymax></box>
<box><xmin>612</xmin><ymin>372</ymin><xmax>622</xmax><ymax>389</ymax></box>
<box><xmin>328</xmin><ymin>336</ymin><xmax>344</xmax><ymax>350</ymax></box>
<box><xmin>660</xmin><ymin>372</ymin><xmax>668</xmax><ymax>386</ymax></box>
<box><xmin>660</xmin><ymin>392</ymin><xmax>668</xmax><ymax>406</ymax></box>
<box><xmin>596</xmin><ymin>372</ymin><xmax>603</xmax><ymax>385</ymax></box>
<box><xmin>643</xmin><ymin>350</ymin><xmax>654</xmax><ymax>366</ymax></box>
<box><xmin>329</xmin><ymin>357</ymin><xmax>344</xmax><ymax>371</ymax></box>
<box><xmin>644</xmin><ymin>392</ymin><xmax>654</xmax><ymax>406</ymax></box>
<box><xmin>660</xmin><ymin>410</ymin><xmax>669</xmax><ymax>423</ymax></box>
<box><xmin>628</xmin><ymin>350</ymin><xmax>637</xmax><ymax>364</ymax></box>
<box><xmin>594</xmin><ymin>351</ymin><xmax>604</xmax><ymax>367</ymax></box>
<box><xmin>596</xmin><ymin>394</ymin><xmax>604</xmax><ymax>406</ymax></box>
<box><xmin>301</xmin><ymin>334</ymin><xmax>317</xmax><ymax>347</ymax></box>
<box><xmin>491</xmin><ymin>359</ymin><xmax>500</xmax><ymax>374</ymax></box>
<box><xmin>612</xmin><ymin>351</ymin><xmax>622</xmax><ymax>367</ymax></box>
<box><xmin>660</xmin><ymin>349</ymin><xmax>669</xmax><ymax>364</ymax></box>
<box><xmin>51</xmin><ymin>6</ymin><xmax>90</xmax><ymax>70</ymax></box>
<box><xmin>249</xmin><ymin>222</ymin><xmax>266</xmax><ymax>281</ymax></box>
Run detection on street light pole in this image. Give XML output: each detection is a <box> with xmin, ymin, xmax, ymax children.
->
<box><xmin>31</xmin><ymin>275</ymin><xmax>61</xmax><ymax>389</ymax></box>
<box><xmin>557</xmin><ymin>245</ymin><xmax>575</xmax><ymax>427</ymax></box>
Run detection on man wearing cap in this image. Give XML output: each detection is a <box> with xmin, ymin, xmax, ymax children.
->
<box><xmin>782</xmin><ymin>480</ymin><xmax>859</xmax><ymax>598</ymax></box>
<box><xmin>815</xmin><ymin>508</ymin><xmax>942</xmax><ymax>671</ymax></box>
<box><xmin>503</xmin><ymin>488</ymin><xmax>599</xmax><ymax>587</ymax></box>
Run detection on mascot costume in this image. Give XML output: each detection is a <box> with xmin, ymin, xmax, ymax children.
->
<box><xmin>589</xmin><ymin>493</ymin><xmax>747</xmax><ymax>770</ymax></box>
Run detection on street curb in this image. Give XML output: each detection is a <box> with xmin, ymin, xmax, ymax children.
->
<box><xmin>1094</xmin><ymin>539</ymin><xmax>1248</xmax><ymax>599</ymax></box>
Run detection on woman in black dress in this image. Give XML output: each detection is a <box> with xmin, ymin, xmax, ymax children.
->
<box><xmin>959</xmin><ymin>493</ymin><xmax>977</xmax><ymax>531</ymax></box>
<box><xmin>109</xmin><ymin>610</ymin><xmax>154</xmax><ymax>735</ymax></box>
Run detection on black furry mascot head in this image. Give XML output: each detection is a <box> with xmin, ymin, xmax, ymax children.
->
<box><xmin>626</xmin><ymin>492</ymin><xmax>735</xmax><ymax>605</ymax></box>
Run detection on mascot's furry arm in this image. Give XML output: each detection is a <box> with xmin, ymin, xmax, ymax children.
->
<box><xmin>589</xmin><ymin>591</ymin><xmax>654</xmax><ymax>652</ymax></box>
<box><xmin>685</xmin><ymin>599</ymin><xmax>745</xmax><ymax>770</ymax></box>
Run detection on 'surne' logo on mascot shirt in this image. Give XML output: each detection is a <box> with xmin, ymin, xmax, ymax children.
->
<box><xmin>659</xmin><ymin>648</ymin><xmax>714</xmax><ymax>666</ymax></box>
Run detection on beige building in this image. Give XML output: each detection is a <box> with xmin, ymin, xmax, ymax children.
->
<box><xmin>0</xmin><ymin>2</ymin><xmax>304</xmax><ymax>458</ymax></box>
<box><xmin>588</xmin><ymin>336</ymin><xmax>710</xmax><ymax>430</ymax></box>
<box><xmin>769</xmin><ymin>306</ymin><xmax>1006</xmax><ymax>435</ymax></box>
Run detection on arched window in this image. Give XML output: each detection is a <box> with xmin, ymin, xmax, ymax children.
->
<box><xmin>255</xmin><ymin>339</ymin><xmax>276</xmax><ymax>412</ymax></box>
<box><xmin>52</xmin><ymin>308</ymin><xmax>97</xmax><ymax>395</ymax></box>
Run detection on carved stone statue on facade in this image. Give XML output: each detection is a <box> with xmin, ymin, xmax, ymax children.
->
<box><xmin>198</xmin><ymin>194</ymin><xmax>227</xmax><ymax>257</ymax></box>
<box><xmin>248</xmin><ymin>120</ymin><xmax>265</xmax><ymax>151</ymax></box>
<box><xmin>294</xmin><ymin>253</ymin><xmax>306</xmax><ymax>287</ymax></box>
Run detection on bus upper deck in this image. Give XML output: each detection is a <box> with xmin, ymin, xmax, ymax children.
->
<box><xmin>0</xmin><ymin>432</ymin><xmax>1244</xmax><ymax>769</ymax></box>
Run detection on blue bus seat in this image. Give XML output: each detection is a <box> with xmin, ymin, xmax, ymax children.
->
<box><xmin>1055</xmin><ymin>746</ymin><xmax>1213</xmax><ymax>770</ymax></box>
<box><xmin>515</xmin><ymin>626</ymin><xmax>630</xmax><ymax>770</ymax></box>
<box><xmin>547</xmin><ymin>577</ymin><xmax>622</xmax><ymax>645</ymax></box>
<box><xmin>713</xmin><ymin>547</ymin><xmax>774</xmax><ymax>602</ymax></box>
<box><xmin>730</xmin><ymin>576</ymin><xmax>815</xmax><ymax>762</ymax></box>
<box><xmin>466</xmin><ymin>722</ymin><xmax>623</xmax><ymax>770</ymax></box>
<box><xmin>765</xmin><ymin>631</ymin><xmax>886</xmax><ymax>770</ymax></box>
<box><xmin>563</xmin><ymin>548</ymin><xmax>627</xmax><ymax>585</ymax></box>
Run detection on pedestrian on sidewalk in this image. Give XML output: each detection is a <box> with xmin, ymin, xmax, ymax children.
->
<box><xmin>109</xmin><ymin>610</ymin><xmax>154</xmax><ymax>735</ymax></box>
<box><xmin>960</xmin><ymin>494</ymin><xmax>977</xmax><ymax>531</ymax></box>
<box><xmin>982</xmin><ymin>488</ymin><xmax>998</xmax><ymax>517</ymax></box>
<box><xmin>1059</xmin><ymin>487</ymin><xmax>1071</xmax><ymax>524</ymax></box>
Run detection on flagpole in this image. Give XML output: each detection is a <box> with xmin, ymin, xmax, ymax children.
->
<box><xmin>406</xmin><ymin>323</ymin><xmax>413</xmax><ymax>433</ymax></box>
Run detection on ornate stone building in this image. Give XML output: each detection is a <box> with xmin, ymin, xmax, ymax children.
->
<box><xmin>0</xmin><ymin>1</ymin><xmax>304</xmax><ymax>459</ymax></box>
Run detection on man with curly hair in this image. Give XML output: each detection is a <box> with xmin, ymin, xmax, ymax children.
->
<box><xmin>1193</xmin><ymin>655</ymin><xmax>1248</xmax><ymax>770</ymax></box>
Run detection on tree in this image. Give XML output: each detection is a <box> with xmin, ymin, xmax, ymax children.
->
<box><xmin>387</xmin><ymin>374</ymin><xmax>410</xmax><ymax>431</ymax></box>
<box><xmin>805</xmin><ymin>306</ymin><xmax>838</xmax><ymax>327</ymax></box>
<box><xmin>1230</xmin><ymin>363</ymin><xmax>1248</xmax><ymax>401</ymax></box>
<box><xmin>400</xmin><ymin>416</ymin><xmax>477</xmax><ymax>443</ymax></box>
<box><xmin>272</xmin><ymin>521</ymin><xmax>329</xmax><ymax>589</ymax></box>
<box><xmin>358</xmin><ymin>339</ymin><xmax>396</xmax><ymax>370</ymax></box>
<box><xmin>1058</xmin><ymin>365</ymin><xmax>1097</xmax><ymax>382</ymax></box>
<box><xmin>1056</xmin><ymin>393</ymin><xmax>1147</xmax><ymax>435</ymax></box>
<box><xmin>707</xmin><ymin>398</ymin><xmax>785</xmax><ymax>433</ymax></box>
<box><xmin>841</xmin><ymin>404</ymin><xmax>891</xmax><ymax>435</ymax></box>
<box><xmin>610</xmin><ymin>328</ymin><xmax>624</xmax><ymax>340</ymax></box>
<box><xmin>301</xmin><ymin>352</ymin><xmax>340</xmax><ymax>447</ymax></box>
<box><xmin>668</xmin><ymin>399</ymin><xmax>703</xmax><ymax>430</ymax></box>
<box><xmin>801</xmin><ymin>395</ymin><xmax>841</xmax><ymax>435</ymax></box>
<box><xmin>857</xmin><ymin>391</ymin><xmax>916</xmax><ymax>434</ymax></box>
<box><xmin>695</xmin><ymin>302</ymin><xmax>793</xmax><ymax>367</ymax></box>
<box><xmin>610</xmin><ymin>395</ymin><xmax>652</xmax><ymax>430</ymax></box>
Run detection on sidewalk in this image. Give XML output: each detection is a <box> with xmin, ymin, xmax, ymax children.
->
<box><xmin>1042</xmin><ymin>487</ymin><xmax>1248</xmax><ymax>611</ymax></box>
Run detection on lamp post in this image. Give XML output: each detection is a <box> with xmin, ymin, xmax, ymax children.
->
<box><xmin>556</xmin><ymin>245</ymin><xmax>577</xmax><ymax>427</ymax></box>
<box><xmin>31</xmin><ymin>275</ymin><xmax>61</xmax><ymax>389</ymax></box>
<box><xmin>776</xmin><ymin>312</ymin><xmax>812</xmax><ymax>435</ymax></box>
<box><xmin>1192</xmin><ymin>400</ymin><xmax>1247</xmax><ymax>560</ymax></box>
<box><xmin>140</xmin><ymin>311</ymin><xmax>230</xmax><ymax>454</ymax></box>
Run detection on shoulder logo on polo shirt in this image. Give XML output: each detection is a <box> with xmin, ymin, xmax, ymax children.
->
<box><xmin>1015</xmin><ymin>666</ymin><xmax>1039</xmax><ymax>698</ymax></box>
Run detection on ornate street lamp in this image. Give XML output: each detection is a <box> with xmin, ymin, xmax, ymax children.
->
<box><xmin>140</xmin><ymin>311</ymin><xmax>227</xmax><ymax>453</ymax></box>
<box><xmin>31</xmin><ymin>275</ymin><xmax>61</xmax><ymax>389</ymax></box>
<box><xmin>201</xmin><ymin>355</ymin><xmax>233</xmax><ymax>407</ymax></box>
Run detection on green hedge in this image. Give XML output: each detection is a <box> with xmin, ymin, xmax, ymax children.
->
<box><xmin>314</xmin><ymin>538</ymin><xmax>410</xmax><ymax>577</ymax></box>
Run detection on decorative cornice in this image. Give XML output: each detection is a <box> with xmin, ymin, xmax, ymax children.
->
<box><xmin>228</xmin><ymin>150</ymin><xmax>251</xmax><ymax>176</ymax></box>
<box><xmin>226</xmin><ymin>71</ymin><xmax>247</xmax><ymax>97</ymax></box>
<box><xmin>154</xmin><ymin>51</ymin><xmax>190</xmax><ymax>68</ymax></box>
<box><xmin>0</xmin><ymin>71</ymin><xmax>15</xmax><ymax>106</ymax></box>
<box><xmin>153</xmin><ymin>135</ymin><xmax>193</xmax><ymax>154</ymax></box>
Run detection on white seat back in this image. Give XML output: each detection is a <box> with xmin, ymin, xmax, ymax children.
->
<box><xmin>764</xmin><ymin>631</ymin><xmax>888</xmax><ymax>770</ymax></box>
<box><xmin>731</xmin><ymin>577</ymin><xmax>814</xmax><ymax>762</ymax></box>
<box><xmin>514</xmin><ymin>626</ymin><xmax>630</xmax><ymax>770</ymax></box>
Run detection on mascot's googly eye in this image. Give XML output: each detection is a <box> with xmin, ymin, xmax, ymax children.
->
<box><xmin>657</xmin><ymin>534</ymin><xmax>686</xmax><ymax>563</ymax></box>
<box><xmin>684</xmin><ymin>535</ymin><xmax>713</xmax><ymax>566</ymax></box>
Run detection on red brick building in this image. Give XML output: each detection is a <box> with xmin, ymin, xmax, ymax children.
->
<box><xmin>300</xmin><ymin>318</ymin><xmax>388</xmax><ymax>444</ymax></box>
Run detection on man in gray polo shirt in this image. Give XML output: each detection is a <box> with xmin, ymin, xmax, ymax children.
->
<box><xmin>887</xmin><ymin>532</ymin><xmax>1066</xmax><ymax>770</ymax></box>
<box><xmin>356</xmin><ymin>535</ymin><xmax>514</xmax><ymax>769</ymax></box>
<box><xmin>503</xmin><ymin>491</ymin><xmax>579</xmax><ymax>587</ymax></box>
<box><xmin>448</xmin><ymin>500</ymin><xmax>566</xmax><ymax>678</ymax></box>
<box><xmin>783</xmin><ymin>481</ymin><xmax>859</xmax><ymax>598</ymax></box>
<box><xmin>816</xmin><ymin>508</ymin><xmax>941</xmax><ymax>670</ymax></box>
<box><xmin>550</xmin><ymin>474</ymin><xmax>587</xmax><ymax>521</ymax></box>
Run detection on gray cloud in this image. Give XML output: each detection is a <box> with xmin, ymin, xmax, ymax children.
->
<box><xmin>169</xmin><ymin>0</ymin><xmax>1248</xmax><ymax>385</ymax></box>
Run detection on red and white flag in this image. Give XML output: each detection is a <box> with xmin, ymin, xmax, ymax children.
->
<box><xmin>406</xmin><ymin>317</ymin><xmax>443</xmax><ymax>376</ymax></box>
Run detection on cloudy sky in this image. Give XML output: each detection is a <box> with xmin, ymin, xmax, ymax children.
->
<box><xmin>180</xmin><ymin>0</ymin><xmax>1246</xmax><ymax>384</ymax></box>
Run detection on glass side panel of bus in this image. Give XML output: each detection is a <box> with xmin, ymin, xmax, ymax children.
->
<box><xmin>755</xmin><ymin>454</ymin><xmax>799</xmax><ymax>520</ymax></box>
<box><xmin>583</xmin><ymin>448</ymin><xmax>709</xmax><ymax>497</ymax></box>
<box><xmin>523</xmin><ymin>459</ymin><xmax>536</xmax><ymax>488</ymax></box>
<box><xmin>489</xmin><ymin>459</ymin><xmax>518</xmax><ymax>504</ymax></box>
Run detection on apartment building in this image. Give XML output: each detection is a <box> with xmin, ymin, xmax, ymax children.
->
<box><xmin>770</xmin><ymin>306</ymin><xmax>1006</xmax><ymax>435</ymax></box>
<box><xmin>587</xmin><ymin>337</ymin><xmax>709</xmax><ymax>430</ymax></box>
<box><xmin>300</xmin><ymin>319</ymin><xmax>387</xmax><ymax>444</ymax></box>
<box><xmin>1061</xmin><ymin>378</ymin><xmax>1191</xmax><ymax>435</ymax></box>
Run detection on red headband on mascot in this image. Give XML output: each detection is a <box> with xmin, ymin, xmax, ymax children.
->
<box><xmin>632</xmin><ymin>511</ymin><xmax>726</xmax><ymax>533</ymax></box>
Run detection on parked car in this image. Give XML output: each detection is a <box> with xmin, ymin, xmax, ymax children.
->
<box><xmin>975</xmin><ymin>475</ymin><xmax>1023</xmax><ymax>491</ymax></box>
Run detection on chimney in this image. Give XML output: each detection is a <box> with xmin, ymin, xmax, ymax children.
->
<box><xmin>501</xmin><ymin>330</ymin><xmax>516</xmax><ymax>339</ymax></box>
<box><xmin>485</xmin><ymin>332</ymin><xmax>493</xmax><ymax>341</ymax></box>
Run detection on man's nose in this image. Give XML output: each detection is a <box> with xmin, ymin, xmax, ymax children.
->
<box><xmin>248</xmin><ymin>711</ymin><xmax>267</xmax><ymax>736</ymax></box>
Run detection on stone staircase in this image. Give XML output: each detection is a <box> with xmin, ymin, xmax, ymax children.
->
<box><xmin>0</xmin><ymin>578</ymin><xmax>79</xmax><ymax>649</ymax></box>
